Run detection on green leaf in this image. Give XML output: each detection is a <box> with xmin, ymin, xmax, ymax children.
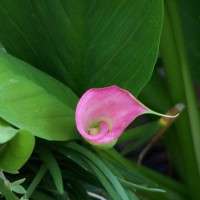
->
<box><xmin>114</xmin><ymin>164</ymin><xmax>157</xmax><ymax>187</ymax></box>
<box><xmin>160</xmin><ymin>1</ymin><xmax>200</xmax><ymax>195</ymax></box>
<box><xmin>0</xmin><ymin>118</ymin><xmax>18</xmax><ymax>144</ymax></box>
<box><xmin>0</xmin><ymin>130</ymin><xmax>35</xmax><ymax>172</ymax></box>
<box><xmin>24</xmin><ymin>164</ymin><xmax>47</xmax><ymax>199</ymax></box>
<box><xmin>118</xmin><ymin>121</ymin><xmax>161</xmax><ymax>143</ymax></box>
<box><xmin>177</xmin><ymin>0</ymin><xmax>200</xmax><ymax>83</ymax></box>
<box><xmin>32</xmin><ymin>190</ymin><xmax>55</xmax><ymax>200</ymax></box>
<box><xmin>11</xmin><ymin>178</ymin><xmax>26</xmax><ymax>185</ymax></box>
<box><xmin>0</xmin><ymin>51</ymin><xmax>79</xmax><ymax>141</ymax></box>
<box><xmin>55</xmin><ymin>147</ymin><xmax>101</xmax><ymax>187</ymax></box>
<box><xmin>85</xmin><ymin>159</ymin><xmax>121</xmax><ymax>200</ymax></box>
<box><xmin>138</xmin><ymin>69</ymin><xmax>172</xmax><ymax>112</ymax></box>
<box><xmin>52</xmin><ymin>191</ymin><xmax>69</xmax><ymax>200</ymax></box>
<box><xmin>10</xmin><ymin>184</ymin><xmax>26</xmax><ymax>195</ymax></box>
<box><xmin>37</xmin><ymin>147</ymin><xmax>64</xmax><ymax>194</ymax></box>
<box><xmin>66</xmin><ymin>142</ymin><xmax>130</xmax><ymax>200</ymax></box>
<box><xmin>95</xmin><ymin>148</ymin><xmax>163</xmax><ymax>188</ymax></box>
<box><xmin>0</xmin><ymin>179</ymin><xmax>20</xmax><ymax>200</ymax></box>
<box><xmin>118</xmin><ymin>121</ymin><xmax>162</xmax><ymax>156</ymax></box>
<box><xmin>118</xmin><ymin>177</ymin><xmax>165</xmax><ymax>193</ymax></box>
<box><xmin>0</xmin><ymin>0</ymin><xmax>163</xmax><ymax>96</ymax></box>
<box><xmin>70</xmin><ymin>180</ymin><xmax>93</xmax><ymax>200</ymax></box>
<box><xmin>4</xmin><ymin>178</ymin><xmax>26</xmax><ymax>195</ymax></box>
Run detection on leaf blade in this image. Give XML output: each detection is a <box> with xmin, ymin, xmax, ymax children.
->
<box><xmin>0</xmin><ymin>130</ymin><xmax>35</xmax><ymax>172</ymax></box>
<box><xmin>0</xmin><ymin>0</ymin><xmax>163</xmax><ymax>96</ymax></box>
<box><xmin>0</xmin><ymin>51</ymin><xmax>79</xmax><ymax>141</ymax></box>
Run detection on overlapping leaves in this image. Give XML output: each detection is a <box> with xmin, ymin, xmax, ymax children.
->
<box><xmin>0</xmin><ymin>51</ymin><xmax>78</xmax><ymax>141</ymax></box>
<box><xmin>0</xmin><ymin>0</ymin><xmax>163</xmax><ymax>96</ymax></box>
<box><xmin>0</xmin><ymin>1</ymin><xmax>165</xmax><ymax>199</ymax></box>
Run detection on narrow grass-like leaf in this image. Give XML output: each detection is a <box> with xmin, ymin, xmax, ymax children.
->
<box><xmin>119</xmin><ymin>122</ymin><xmax>162</xmax><ymax>156</ymax></box>
<box><xmin>37</xmin><ymin>147</ymin><xmax>64</xmax><ymax>194</ymax></box>
<box><xmin>114</xmin><ymin>164</ymin><xmax>157</xmax><ymax>187</ymax></box>
<box><xmin>118</xmin><ymin>178</ymin><xmax>165</xmax><ymax>193</ymax></box>
<box><xmin>55</xmin><ymin>146</ymin><xmax>92</xmax><ymax>171</ymax></box>
<box><xmin>126</xmin><ymin>189</ymin><xmax>139</xmax><ymax>200</ymax></box>
<box><xmin>96</xmin><ymin>149</ymin><xmax>158</xmax><ymax>187</ymax></box>
<box><xmin>100</xmin><ymin>157</ymin><xmax>164</xmax><ymax>193</ymax></box>
<box><xmin>85</xmin><ymin>159</ymin><xmax>121</xmax><ymax>200</ymax></box>
<box><xmin>102</xmin><ymin>148</ymin><xmax>188</xmax><ymax>199</ymax></box>
<box><xmin>70</xmin><ymin>180</ymin><xmax>93</xmax><ymax>200</ymax></box>
<box><xmin>95</xmin><ymin>148</ymin><xmax>165</xmax><ymax>195</ymax></box>
<box><xmin>32</xmin><ymin>190</ymin><xmax>55</xmax><ymax>200</ymax></box>
<box><xmin>118</xmin><ymin>121</ymin><xmax>161</xmax><ymax>143</ymax></box>
<box><xmin>56</xmin><ymin>144</ymin><xmax>125</xmax><ymax>199</ymax></box>
<box><xmin>66</xmin><ymin>142</ymin><xmax>130</xmax><ymax>200</ymax></box>
<box><xmin>52</xmin><ymin>191</ymin><xmax>69</xmax><ymax>200</ymax></box>
<box><xmin>97</xmin><ymin>157</ymin><xmax>140</xmax><ymax>199</ymax></box>
<box><xmin>24</xmin><ymin>164</ymin><xmax>47</xmax><ymax>199</ymax></box>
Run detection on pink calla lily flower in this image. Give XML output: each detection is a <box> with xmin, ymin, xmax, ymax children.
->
<box><xmin>75</xmin><ymin>86</ymin><xmax>176</xmax><ymax>145</ymax></box>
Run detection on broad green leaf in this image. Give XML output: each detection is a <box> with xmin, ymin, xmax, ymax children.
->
<box><xmin>139</xmin><ymin>68</ymin><xmax>172</xmax><ymax>112</ymax></box>
<box><xmin>0</xmin><ymin>0</ymin><xmax>163</xmax><ymax>96</ymax></box>
<box><xmin>0</xmin><ymin>130</ymin><xmax>35</xmax><ymax>172</ymax></box>
<box><xmin>0</xmin><ymin>118</ymin><xmax>18</xmax><ymax>144</ymax></box>
<box><xmin>0</xmin><ymin>51</ymin><xmax>79</xmax><ymax>141</ymax></box>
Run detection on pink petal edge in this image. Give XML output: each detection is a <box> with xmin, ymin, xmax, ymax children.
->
<box><xmin>75</xmin><ymin>86</ymin><xmax>150</xmax><ymax>144</ymax></box>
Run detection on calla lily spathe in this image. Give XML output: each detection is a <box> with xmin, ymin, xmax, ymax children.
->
<box><xmin>75</xmin><ymin>86</ymin><xmax>175</xmax><ymax>145</ymax></box>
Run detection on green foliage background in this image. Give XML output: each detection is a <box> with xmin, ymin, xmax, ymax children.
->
<box><xmin>0</xmin><ymin>0</ymin><xmax>199</xmax><ymax>200</ymax></box>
